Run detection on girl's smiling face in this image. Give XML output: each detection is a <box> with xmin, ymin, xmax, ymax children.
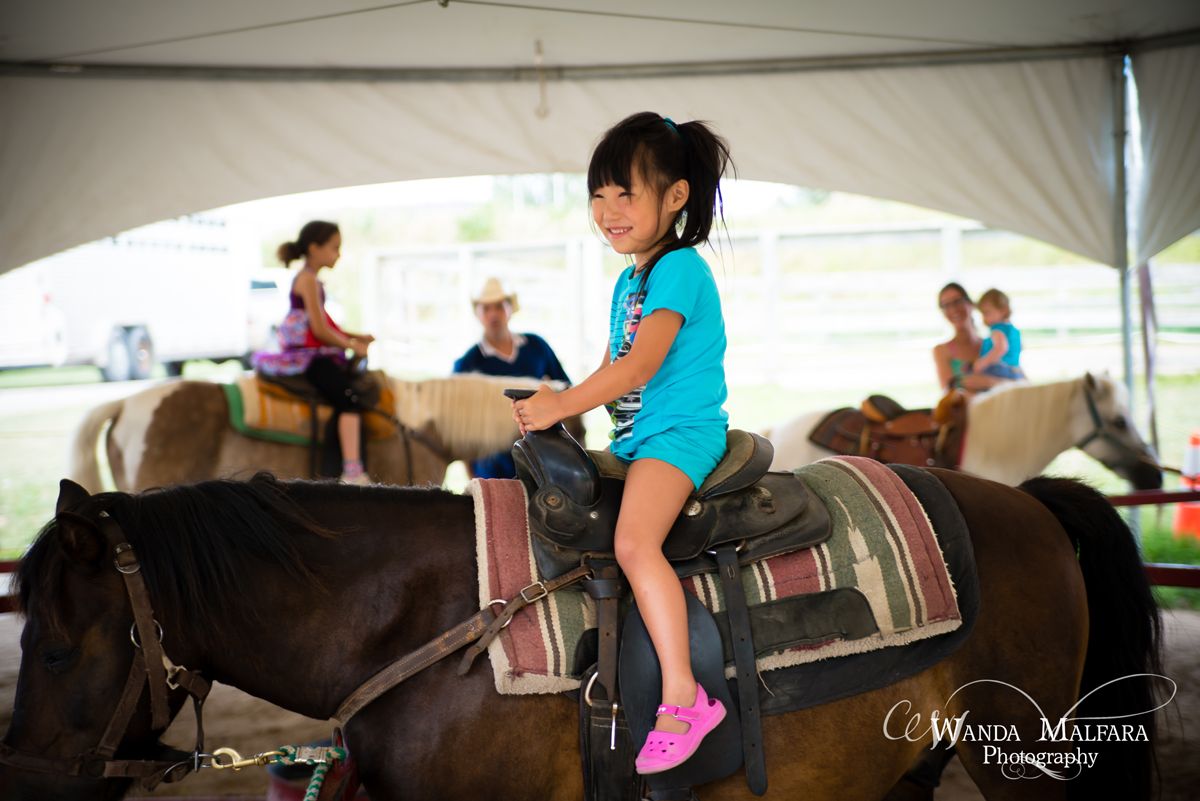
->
<box><xmin>591</xmin><ymin>165</ymin><xmax>687</xmax><ymax>268</ymax></box>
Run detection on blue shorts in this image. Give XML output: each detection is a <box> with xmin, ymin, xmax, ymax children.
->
<box><xmin>612</xmin><ymin>426</ymin><xmax>727</xmax><ymax>490</ymax></box>
<box><xmin>981</xmin><ymin>363</ymin><xmax>1023</xmax><ymax>380</ymax></box>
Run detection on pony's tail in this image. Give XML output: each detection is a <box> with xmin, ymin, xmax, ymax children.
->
<box><xmin>1019</xmin><ymin>476</ymin><xmax>1163</xmax><ymax>801</ymax></box>
<box><xmin>69</xmin><ymin>398</ymin><xmax>123</xmax><ymax>493</ymax></box>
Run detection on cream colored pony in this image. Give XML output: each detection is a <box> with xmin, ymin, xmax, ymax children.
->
<box><xmin>69</xmin><ymin>373</ymin><xmax>570</xmax><ymax>492</ymax></box>
<box><xmin>764</xmin><ymin>374</ymin><xmax>1162</xmax><ymax>488</ymax></box>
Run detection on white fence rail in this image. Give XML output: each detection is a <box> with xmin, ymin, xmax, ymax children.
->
<box><xmin>363</xmin><ymin>223</ymin><xmax>1199</xmax><ymax>391</ymax></box>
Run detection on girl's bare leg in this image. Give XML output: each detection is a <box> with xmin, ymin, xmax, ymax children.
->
<box><xmin>338</xmin><ymin>412</ymin><xmax>363</xmax><ymax>464</ymax></box>
<box><xmin>614</xmin><ymin>457</ymin><xmax>697</xmax><ymax>735</ymax></box>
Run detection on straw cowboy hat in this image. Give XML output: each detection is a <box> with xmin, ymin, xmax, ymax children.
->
<box><xmin>472</xmin><ymin>277</ymin><xmax>519</xmax><ymax>313</ymax></box>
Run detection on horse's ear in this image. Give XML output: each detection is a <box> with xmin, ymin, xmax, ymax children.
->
<box><xmin>55</xmin><ymin>512</ymin><xmax>105</xmax><ymax>565</ymax></box>
<box><xmin>57</xmin><ymin>478</ymin><xmax>90</xmax><ymax>514</ymax></box>
<box><xmin>1084</xmin><ymin>372</ymin><xmax>1097</xmax><ymax>390</ymax></box>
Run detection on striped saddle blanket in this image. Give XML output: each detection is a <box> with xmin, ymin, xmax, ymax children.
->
<box><xmin>469</xmin><ymin>455</ymin><xmax>962</xmax><ymax>696</ymax></box>
<box><xmin>220</xmin><ymin>374</ymin><xmax>394</xmax><ymax>445</ymax></box>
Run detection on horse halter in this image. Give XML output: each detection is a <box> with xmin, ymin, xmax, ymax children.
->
<box><xmin>0</xmin><ymin>519</ymin><xmax>212</xmax><ymax>790</ymax></box>
<box><xmin>1073</xmin><ymin>381</ymin><xmax>1165</xmax><ymax>475</ymax></box>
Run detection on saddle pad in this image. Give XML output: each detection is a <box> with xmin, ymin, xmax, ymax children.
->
<box><xmin>468</xmin><ymin>455</ymin><xmax>961</xmax><ymax>696</ymax></box>
<box><xmin>222</xmin><ymin>377</ymin><xmax>328</xmax><ymax>445</ymax></box>
<box><xmin>467</xmin><ymin>478</ymin><xmax>595</xmax><ymax>695</ymax></box>
<box><xmin>223</xmin><ymin>376</ymin><xmax>394</xmax><ymax>445</ymax></box>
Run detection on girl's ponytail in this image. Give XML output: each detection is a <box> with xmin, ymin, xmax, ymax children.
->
<box><xmin>276</xmin><ymin>240</ymin><xmax>304</xmax><ymax>265</ymax></box>
<box><xmin>277</xmin><ymin>220</ymin><xmax>339</xmax><ymax>266</ymax></box>
<box><xmin>673</xmin><ymin>119</ymin><xmax>733</xmax><ymax>250</ymax></box>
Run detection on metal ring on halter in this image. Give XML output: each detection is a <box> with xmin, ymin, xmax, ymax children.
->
<box><xmin>130</xmin><ymin>620</ymin><xmax>164</xmax><ymax>649</ymax></box>
<box><xmin>487</xmin><ymin>599</ymin><xmax>513</xmax><ymax>630</ymax></box>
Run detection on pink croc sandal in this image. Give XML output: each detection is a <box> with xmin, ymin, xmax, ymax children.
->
<box><xmin>634</xmin><ymin>683</ymin><xmax>726</xmax><ymax>775</ymax></box>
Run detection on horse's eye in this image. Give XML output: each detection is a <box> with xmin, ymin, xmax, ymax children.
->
<box><xmin>1113</xmin><ymin>416</ymin><xmax>1128</xmax><ymax>430</ymax></box>
<box><xmin>41</xmin><ymin>647</ymin><xmax>77</xmax><ymax>675</ymax></box>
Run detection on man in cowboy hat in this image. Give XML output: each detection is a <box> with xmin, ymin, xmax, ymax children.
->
<box><xmin>453</xmin><ymin>276</ymin><xmax>571</xmax><ymax>478</ymax></box>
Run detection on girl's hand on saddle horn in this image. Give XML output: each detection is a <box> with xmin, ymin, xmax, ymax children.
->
<box><xmin>347</xmin><ymin>334</ymin><xmax>374</xmax><ymax>358</ymax></box>
<box><xmin>513</xmin><ymin>385</ymin><xmax>562</xmax><ymax>434</ymax></box>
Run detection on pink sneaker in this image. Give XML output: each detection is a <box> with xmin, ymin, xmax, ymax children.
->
<box><xmin>634</xmin><ymin>683</ymin><xmax>726</xmax><ymax>775</ymax></box>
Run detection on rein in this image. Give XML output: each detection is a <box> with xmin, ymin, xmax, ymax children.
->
<box><xmin>0</xmin><ymin>522</ymin><xmax>212</xmax><ymax>790</ymax></box>
<box><xmin>362</xmin><ymin>405</ymin><xmax>454</xmax><ymax>476</ymax></box>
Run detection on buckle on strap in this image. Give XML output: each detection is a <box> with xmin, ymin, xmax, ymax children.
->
<box><xmin>114</xmin><ymin>542</ymin><xmax>140</xmax><ymax>574</ymax></box>
<box><xmin>519</xmin><ymin>581</ymin><xmax>548</xmax><ymax>603</ymax></box>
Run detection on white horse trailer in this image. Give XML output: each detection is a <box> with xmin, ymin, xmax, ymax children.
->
<box><xmin>0</xmin><ymin>215</ymin><xmax>282</xmax><ymax>381</ymax></box>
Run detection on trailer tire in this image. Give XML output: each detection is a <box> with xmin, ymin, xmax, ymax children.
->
<box><xmin>101</xmin><ymin>327</ymin><xmax>132</xmax><ymax>382</ymax></box>
<box><xmin>126</xmin><ymin>326</ymin><xmax>155</xmax><ymax>380</ymax></box>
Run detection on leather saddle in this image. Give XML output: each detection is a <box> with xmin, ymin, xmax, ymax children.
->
<box><xmin>809</xmin><ymin>392</ymin><xmax>966</xmax><ymax>469</ymax></box>
<box><xmin>256</xmin><ymin>369</ymin><xmax>382</xmax><ymax>411</ymax></box>
<box><xmin>512</xmin><ymin>426</ymin><xmax>831</xmax><ymax>581</ymax></box>
<box><xmin>505</xmin><ymin>390</ymin><xmax>834</xmax><ymax>799</ymax></box>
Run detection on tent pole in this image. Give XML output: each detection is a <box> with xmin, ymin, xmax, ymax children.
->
<box><xmin>1112</xmin><ymin>55</ymin><xmax>1134</xmax><ymax>404</ymax></box>
<box><xmin>1112</xmin><ymin>54</ymin><xmax>1140</xmax><ymax>530</ymax></box>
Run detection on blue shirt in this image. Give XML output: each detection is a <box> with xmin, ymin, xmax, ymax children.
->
<box><xmin>453</xmin><ymin>332</ymin><xmax>571</xmax><ymax>479</ymax></box>
<box><xmin>979</xmin><ymin>321</ymin><xmax>1022</xmax><ymax>367</ymax></box>
<box><xmin>606</xmin><ymin>248</ymin><xmax>728</xmax><ymax>457</ymax></box>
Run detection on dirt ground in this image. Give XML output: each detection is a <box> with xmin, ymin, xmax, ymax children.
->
<box><xmin>0</xmin><ymin>610</ymin><xmax>1196</xmax><ymax>800</ymax></box>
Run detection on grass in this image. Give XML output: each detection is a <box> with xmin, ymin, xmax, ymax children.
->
<box><xmin>1</xmin><ymin>366</ymin><xmax>1196</xmax><ymax>611</ymax></box>
<box><xmin>1141</xmin><ymin>518</ymin><xmax>1200</xmax><ymax>610</ymax></box>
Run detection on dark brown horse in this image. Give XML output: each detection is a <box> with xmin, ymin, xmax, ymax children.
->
<box><xmin>1</xmin><ymin>469</ymin><xmax>1163</xmax><ymax>801</ymax></box>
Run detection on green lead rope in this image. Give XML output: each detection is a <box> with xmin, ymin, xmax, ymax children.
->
<box><xmin>273</xmin><ymin>744</ymin><xmax>348</xmax><ymax>801</ymax></box>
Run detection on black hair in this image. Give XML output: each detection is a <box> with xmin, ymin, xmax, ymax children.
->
<box><xmin>277</xmin><ymin>220</ymin><xmax>340</xmax><ymax>265</ymax></box>
<box><xmin>587</xmin><ymin>112</ymin><xmax>733</xmax><ymax>275</ymax></box>
<box><xmin>938</xmin><ymin>281</ymin><xmax>973</xmax><ymax>306</ymax></box>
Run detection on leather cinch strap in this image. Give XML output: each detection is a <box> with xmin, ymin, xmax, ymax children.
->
<box><xmin>715</xmin><ymin>546</ymin><xmax>767</xmax><ymax>795</ymax></box>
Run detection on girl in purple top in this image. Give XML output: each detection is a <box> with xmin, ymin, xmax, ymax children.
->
<box><xmin>253</xmin><ymin>221</ymin><xmax>375</xmax><ymax>484</ymax></box>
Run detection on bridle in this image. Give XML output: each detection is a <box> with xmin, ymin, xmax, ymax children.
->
<box><xmin>1074</xmin><ymin>381</ymin><xmax>1177</xmax><ymax>476</ymax></box>
<box><xmin>0</xmin><ymin>515</ymin><xmax>212</xmax><ymax>790</ymax></box>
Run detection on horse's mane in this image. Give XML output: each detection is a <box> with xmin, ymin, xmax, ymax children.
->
<box><xmin>961</xmin><ymin>375</ymin><xmax>1095</xmax><ymax>481</ymax></box>
<box><xmin>391</xmin><ymin>374</ymin><xmax>565</xmax><ymax>460</ymax></box>
<box><xmin>15</xmin><ymin>474</ymin><xmax>341</xmax><ymax>644</ymax></box>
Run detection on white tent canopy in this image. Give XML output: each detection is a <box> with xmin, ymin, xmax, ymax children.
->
<box><xmin>1</xmin><ymin>0</ymin><xmax>1198</xmax><ymax>275</ymax></box>
<box><xmin>1133</xmin><ymin>44</ymin><xmax>1200</xmax><ymax>264</ymax></box>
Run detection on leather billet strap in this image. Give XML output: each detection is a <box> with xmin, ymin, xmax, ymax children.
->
<box><xmin>714</xmin><ymin>546</ymin><xmax>767</xmax><ymax>796</ymax></box>
<box><xmin>336</xmin><ymin>563</ymin><xmax>592</xmax><ymax>725</ymax></box>
<box><xmin>583</xmin><ymin>561</ymin><xmax>623</xmax><ymax>706</ymax></box>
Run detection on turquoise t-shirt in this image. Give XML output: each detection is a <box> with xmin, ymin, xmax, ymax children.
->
<box><xmin>979</xmin><ymin>321</ymin><xmax>1022</xmax><ymax>367</ymax></box>
<box><xmin>606</xmin><ymin>248</ymin><xmax>729</xmax><ymax>457</ymax></box>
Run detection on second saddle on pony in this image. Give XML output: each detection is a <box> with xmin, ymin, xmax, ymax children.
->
<box><xmin>808</xmin><ymin>391</ymin><xmax>967</xmax><ymax>468</ymax></box>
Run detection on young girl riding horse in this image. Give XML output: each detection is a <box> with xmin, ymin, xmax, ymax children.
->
<box><xmin>253</xmin><ymin>221</ymin><xmax>376</xmax><ymax>484</ymax></box>
<box><xmin>512</xmin><ymin>111</ymin><xmax>733</xmax><ymax>774</ymax></box>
